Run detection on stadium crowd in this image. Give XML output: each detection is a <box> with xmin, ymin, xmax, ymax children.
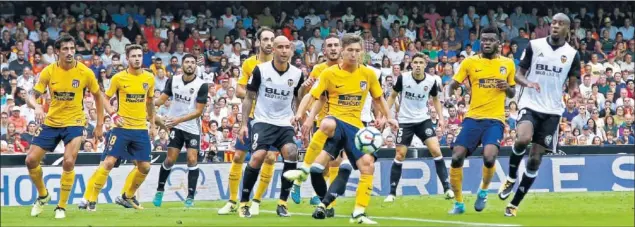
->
<box><xmin>0</xmin><ymin>2</ymin><xmax>633</xmax><ymax>158</ymax></box>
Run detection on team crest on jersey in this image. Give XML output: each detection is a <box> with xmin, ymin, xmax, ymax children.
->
<box><xmin>190</xmin><ymin>88</ymin><xmax>195</xmax><ymax>94</ymax></box>
<box><xmin>545</xmin><ymin>135</ymin><xmax>553</xmax><ymax>146</ymax></box>
<box><xmin>424</xmin><ymin>86</ymin><xmax>429</xmax><ymax>91</ymax></box>
<box><xmin>360</xmin><ymin>81</ymin><xmax>367</xmax><ymax>90</ymax></box>
<box><xmin>71</xmin><ymin>79</ymin><xmax>79</xmax><ymax>88</ymax></box>
<box><xmin>288</xmin><ymin>79</ymin><xmax>294</xmax><ymax>87</ymax></box>
<box><xmin>143</xmin><ymin>83</ymin><xmax>149</xmax><ymax>90</ymax></box>
<box><xmin>561</xmin><ymin>55</ymin><xmax>567</xmax><ymax>63</ymax></box>
<box><xmin>266</xmin><ymin>78</ymin><xmax>272</xmax><ymax>83</ymax></box>
<box><xmin>425</xmin><ymin>128</ymin><xmax>433</xmax><ymax>136</ymax></box>
<box><xmin>500</xmin><ymin>67</ymin><xmax>507</xmax><ymax>75</ymax></box>
<box><xmin>190</xmin><ymin>139</ymin><xmax>198</xmax><ymax>147</ymax></box>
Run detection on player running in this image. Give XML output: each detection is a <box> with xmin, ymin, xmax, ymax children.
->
<box><xmin>447</xmin><ymin>26</ymin><xmax>516</xmax><ymax>214</ymax></box>
<box><xmin>87</xmin><ymin>44</ymin><xmax>156</xmax><ymax>210</ymax></box>
<box><xmin>384</xmin><ymin>53</ymin><xmax>453</xmax><ymax>203</ymax></box>
<box><xmin>218</xmin><ymin>27</ymin><xmax>278</xmax><ymax>216</ymax></box>
<box><xmin>498</xmin><ymin>13</ymin><xmax>581</xmax><ymax>217</ymax></box>
<box><xmin>236</xmin><ymin>36</ymin><xmax>303</xmax><ymax>218</ymax></box>
<box><xmin>291</xmin><ymin>35</ymin><xmax>344</xmax><ymax>206</ymax></box>
<box><xmin>152</xmin><ymin>54</ymin><xmax>209</xmax><ymax>207</ymax></box>
<box><xmin>286</xmin><ymin>34</ymin><xmax>398</xmax><ymax>224</ymax></box>
<box><xmin>25</xmin><ymin>34</ymin><xmax>104</xmax><ymax>219</ymax></box>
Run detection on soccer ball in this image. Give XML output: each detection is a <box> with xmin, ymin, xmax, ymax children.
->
<box><xmin>355</xmin><ymin>127</ymin><xmax>384</xmax><ymax>154</ymax></box>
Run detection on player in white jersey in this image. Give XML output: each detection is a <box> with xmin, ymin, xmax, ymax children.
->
<box><xmin>362</xmin><ymin>65</ymin><xmax>382</xmax><ymax>126</ymax></box>
<box><xmin>384</xmin><ymin>53</ymin><xmax>454</xmax><ymax>202</ymax></box>
<box><xmin>498</xmin><ymin>13</ymin><xmax>581</xmax><ymax>217</ymax></box>
<box><xmin>237</xmin><ymin>36</ymin><xmax>304</xmax><ymax>218</ymax></box>
<box><xmin>151</xmin><ymin>54</ymin><xmax>209</xmax><ymax>208</ymax></box>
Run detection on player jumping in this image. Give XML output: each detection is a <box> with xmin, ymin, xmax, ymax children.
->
<box><xmin>87</xmin><ymin>44</ymin><xmax>156</xmax><ymax>210</ymax></box>
<box><xmin>384</xmin><ymin>53</ymin><xmax>453</xmax><ymax>202</ymax></box>
<box><xmin>152</xmin><ymin>54</ymin><xmax>209</xmax><ymax>207</ymax></box>
<box><xmin>498</xmin><ymin>13</ymin><xmax>580</xmax><ymax>217</ymax></box>
<box><xmin>236</xmin><ymin>36</ymin><xmax>304</xmax><ymax>218</ymax></box>
<box><xmin>291</xmin><ymin>35</ymin><xmax>344</xmax><ymax>207</ymax></box>
<box><xmin>218</xmin><ymin>27</ymin><xmax>279</xmax><ymax>216</ymax></box>
<box><xmin>447</xmin><ymin>26</ymin><xmax>516</xmax><ymax>214</ymax></box>
<box><xmin>286</xmin><ymin>34</ymin><xmax>398</xmax><ymax>224</ymax></box>
<box><xmin>26</xmin><ymin>35</ymin><xmax>104</xmax><ymax>219</ymax></box>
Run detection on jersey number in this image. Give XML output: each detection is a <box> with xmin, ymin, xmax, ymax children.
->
<box><xmin>109</xmin><ymin>135</ymin><xmax>118</xmax><ymax>146</ymax></box>
<box><xmin>34</xmin><ymin>127</ymin><xmax>43</xmax><ymax>137</ymax></box>
<box><xmin>170</xmin><ymin>130</ymin><xmax>175</xmax><ymax>139</ymax></box>
<box><xmin>251</xmin><ymin>133</ymin><xmax>259</xmax><ymax>150</ymax></box>
<box><xmin>517</xmin><ymin>109</ymin><xmax>527</xmax><ymax>121</ymax></box>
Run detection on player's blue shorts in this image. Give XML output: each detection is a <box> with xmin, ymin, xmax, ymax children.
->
<box><xmin>31</xmin><ymin>125</ymin><xmax>84</xmax><ymax>151</ymax></box>
<box><xmin>235</xmin><ymin>118</ymin><xmax>279</xmax><ymax>152</ymax></box>
<box><xmin>453</xmin><ymin>118</ymin><xmax>504</xmax><ymax>156</ymax></box>
<box><xmin>104</xmin><ymin>128</ymin><xmax>152</xmax><ymax>162</ymax></box>
<box><xmin>323</xmin><ymin>116</ymin><xmax>374</xmax><ymax>170</ymax></box>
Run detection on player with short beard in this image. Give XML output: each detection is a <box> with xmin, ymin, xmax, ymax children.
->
<box><xmin>152</xmin><ymin>53</ymin><xmax>209</xmax><ymax>208</ymax></box>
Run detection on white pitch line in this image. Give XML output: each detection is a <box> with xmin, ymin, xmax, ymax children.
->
<box><xmin>165</xmin><ymin>207</ymin><xmax>521</xmax><ymax>227</ymax></box>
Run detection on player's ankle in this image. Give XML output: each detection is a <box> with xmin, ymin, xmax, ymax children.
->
<box><xmin>353</xmin><ymin>207</ymin><xmax>365</xmax><ymax>216</ymax></box>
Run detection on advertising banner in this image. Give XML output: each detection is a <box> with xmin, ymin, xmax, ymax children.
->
<box><xmin>1</xmin><ymin>155</ymin><xmax>633</xmax><ymax>206</ymax></box>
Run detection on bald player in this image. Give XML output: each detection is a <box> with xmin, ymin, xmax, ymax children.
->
<box><xmin>218</xmin><ymin>27</ymin><xmax>278</xmax><ymax>216</ymax></box>
<box><xmin>236</xmin><ymin>36</ymin><xmax>304</xmax><ymax>218</ymax></box>
<box><xmin>498</xmin><ymin>13</ymin><xmax>581</xmax><ymax>217</ymax></box>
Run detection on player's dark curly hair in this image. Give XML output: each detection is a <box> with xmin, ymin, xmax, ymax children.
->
<box><xmin>54</xmin><ymin>34</ymin><xmax>75</xmax><ymax>50</ymax></box>
<box><xmin>182</xmin><ymin>53</ymin><xmax>197</xmax><ymax>63</ymax></box>
<box><xmin>480</xmin><ymin>26</ymin><xmax>501</xmax><ymax>40</ymax></box>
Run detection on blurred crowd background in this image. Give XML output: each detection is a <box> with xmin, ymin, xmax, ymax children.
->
<box><xmin>0</xmin><ymin>1</ymin><xmax>633</xmax><ymax>161</ymax></box>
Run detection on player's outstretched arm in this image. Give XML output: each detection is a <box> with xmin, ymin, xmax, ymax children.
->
<box><xmin>386</xmin><ymin>89</ymin><xmax>399</xmax><ymax>110</ymax></box>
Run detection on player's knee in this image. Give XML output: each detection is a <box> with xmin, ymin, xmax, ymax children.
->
<box><xmin>25</xmin><ymin>155</ymin><xmax>39</xmax><ymax>169</ymax></box>
<box><xmin>357</xmin><ymin>155</ymin><xmax>375</xmax><ymax>175</ymax></box>
<box><xmin>282</xmin><ymin>144</ymin><xmax>298</xmax><ymax>161</ymax></box>
<box><xmin>249</xmin><ymin>151</ymin><xmax>266</xmax><ymax>167</ymax></box>
<box><xmin>232</xmin><ymin>151</ymin><xmax>246</xmax><ymax>164</ymax></box>
<box><xmin>264</xmin><ymin>152</ymin><xmax>278</xmax><ymax>164</ymax></box>
<box><xmin>395</xmin><ymin>145</ymin><xmax>407</xmax><ymax>161</ymax></box>
<box><xmin>515</xmin><ymin>134</ymin><xmax>532</xmax><ymax>147</ymax></box>
<box><xmin>482</xmin><ymin>155</ymin><xmax>496</xmax><ymax>168</ymax></box>
<box><xmin>164</xmin><ymin>158</ymin><xmax>176</xmax><ymax>168</ymax></box>
<box><xmin>318</xmin><ymin>119</ymin><xmax>336</xmax><ymax>134</ymax></box>
<box><xmin>526</xmin><ymin>151</ymin><xmax>543</xmax><ymax>172</ymax></box>
<box><xmin>450</xmin><ymin>149</ymin><xmax>466</xmax><ymax>168</ymax></box>
<box><xmin>62</xmin><ymin>157</ymin><xmax>76</xmax><ymax>171</ymax></box>
<box><xmin>186</xmin><ymin>156</ymin><xmax>197</xmax><ymax>167</ymax></box>
<box><xmin>136</xmin><ymin>162</ymin><xmax>151</xmax><ymax>174</ymax></box>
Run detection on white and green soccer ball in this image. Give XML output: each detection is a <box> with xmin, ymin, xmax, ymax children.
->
<box><xmin>354</xmin><ymin>127</ymin><xmax>384</xmax><ymax>154</ymax></box>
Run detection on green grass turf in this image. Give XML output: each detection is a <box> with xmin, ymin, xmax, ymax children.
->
<box><xmin>1</xmin><ymin>191</ymin><xmax>633</xmax><ymax>226</ymax></box>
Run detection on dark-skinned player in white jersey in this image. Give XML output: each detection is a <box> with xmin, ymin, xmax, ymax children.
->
<box><xmin>498</xmin><ymin>13</ymin><xmax>581</xmax><ymax>217</ymax></box>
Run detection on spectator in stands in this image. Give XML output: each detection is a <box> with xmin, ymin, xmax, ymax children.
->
<box><xmin>382</xmin><ymin>135</ymin><xmax>396</xmax><ymax>148</ymax></box>
<box><xmin>7</xmin><ymin>106</ymin><xmax>25</xmax><ymax>133</ymax></box>
<box><xmin>8</xmin><ymin>50</ymin><xmax>31</xmax><ymax>77</ymax></box>
<box><xmin>618</xmin><ymin>127</ymin><xmax>634</xmax><ymax>144</ymax></box>
<box><xmin>108</xmin><ymin>27</ymin><xmax>130</xmax><ymax>55</ymax></box>
<box><xmin>572</xmin><ymin>104</ymin><xmax>591</xmax><ymax>131</ymax></box>
<box><xmin>154</xmin><ymin>128</ymin><xmax>169</xmax><ymax>151</ymax></box>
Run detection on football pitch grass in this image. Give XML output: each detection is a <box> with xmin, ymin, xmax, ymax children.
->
<box><xmin>1</xmin><ymin>191</ymin><xmax>633</xmax><ymax>226</ymax></box>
